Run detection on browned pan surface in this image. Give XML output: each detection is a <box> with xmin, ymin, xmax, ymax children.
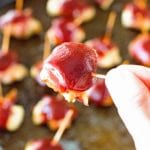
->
<box><xmin>0</xmin><ymin>0</ymin><xmax>145</xmax><ymax>149</ymax></box>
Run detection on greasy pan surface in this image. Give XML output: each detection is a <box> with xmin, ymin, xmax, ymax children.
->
<box><xmin>1</xmin><ymin>0</ymin><xmax>146</xmax><ymax>149</ymax></box>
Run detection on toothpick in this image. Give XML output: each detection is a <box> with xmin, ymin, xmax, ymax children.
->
<box><xmin>43</xmin><ymin>34</ymin><xmax>51</xmax><ymax>60</ymax></box>
<box><xmin>1</xmin><ymin>25</ymin><xmax>11</xmax><ymax>54</ymax></box>
<box><xmin>92</xmin><ymin>73</ymin><xmax>106</xmax><ymax>79</ymax></box>
<box><xmin>0</xmin><ymin>84</ymin><xmax>3</xmax><ymax>97</ymax></box>
<box><xmin>52</xmin><ymin>110</ymin><xmax>74</xmax><ymax>145</ymax></box>
<box><xmin>16</xmin><ymin>0</ymin><xmax>24</xmax><ymax>11</ymax></box>
<box><xmin>105</xmin><ymin>11</ymin><xmax>117</xmax><ymax>39</ymax></box>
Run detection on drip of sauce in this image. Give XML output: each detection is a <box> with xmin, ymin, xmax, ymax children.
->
<box><xmin>0</xmin><ymin>51</ymin><xmax>18</xmax><ymax>71</ymax></box>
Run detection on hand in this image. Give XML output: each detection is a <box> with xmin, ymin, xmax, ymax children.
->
<box><xmin>105</xmin><ymin>65</ymin><xmax>150</xmax><ymax>150</ymax></box>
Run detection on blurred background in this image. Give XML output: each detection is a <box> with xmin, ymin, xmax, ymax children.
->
<box><xmin>1</xmin><ymin>0</ymin><xmax>149</xmax><ymax>149</ymax></box>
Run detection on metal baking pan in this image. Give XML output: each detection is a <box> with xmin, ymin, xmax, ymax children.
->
<box><xmin>0</xmin><ymin>0</ymin><xmax>140</xmax><ymax>149</ymax></box>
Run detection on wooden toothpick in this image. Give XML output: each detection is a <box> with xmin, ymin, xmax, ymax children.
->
<box><xmin>43</xmin><ymin>34</ymin><xmax>51</xmax><ymax>60</ymax></box>
<box><xmin>16</xmin><ymin>0</ymin><xmax>24</xmax><ymax>11</ymax></box>
<box><xmin>92</xmin><ymin>73</ymin><xmax>106</xmax><ymax>79</ymax></box>
<box><xmin>1</xmin><ymin>25</ymin><xmax>11</xmax><ymax>54</ymax></box>
<box><xmin>0</xmin><ymin>84</ymin><xmax>3</xmax><ymax>97</ymax></box>
<box><xmin>52</xmin><ymin>110</ymin><xmax>74</xmax><ymax>145</ymax></box>
<box><xmin>105</xmin><ymin>11</ymin><xmax>117</xmax><ymax>39</ymax></box>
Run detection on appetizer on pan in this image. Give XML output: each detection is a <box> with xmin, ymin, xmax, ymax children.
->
<box><xmin>85</xmin><ymin>12</ymin><xmax>122</xmax><ymax>69</ymax></box>
<box><xmin>46</xmin><ymin>17</ymin><xmax>85</xmax><ymax>46</ymax></box>
<box><xmin>128</xmin><ymin>33</ymin><xmax>150</xmax><ymax>66</ymax></box>
<box><xmin>0</xmin><ymin>89</ymin><xmax>24</xmax><ymax>131</ymax></box>
<box><xmin>46</xmin><ymin>0</ymin><xmax>96</xmax><ymax>24</ymax></box>
<box><xmin>32</xmin><ymin>95</ymin><xmax>77</xmax><ymax>130</ymax></box>
<box><xmin>121</xmin><ymin>0</ymin><xmax>150</xmax><ymax>31</ymax></box>
<box><xmin>40</xmin><ymin>42</ymin><xmax>106</xmax><ymax>105</ymax></box>
<box><xmin>0</xmin><ymin>0</ymin><xmax>42</xmax><ymax>39</ymax></box>
<box><xmin>25</xmin><ymin>110</ymin><xmax>74</xmax><ymax>150</ymax></box>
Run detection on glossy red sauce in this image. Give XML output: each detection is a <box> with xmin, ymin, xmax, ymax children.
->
<box><xmin>86</xmin><ymin>36</ymin><xmax>115</xmax><ymax>58</ymax></box>
<box><xmin>51</xmin><ymin>18</ymin><xmax>78</xmax><ymax>44</ymax></box>
<box><xmin>129</xmin><ymin>35</ymin><xmax>150</xmax><ymax>66</ymax></box>
<box><xmin>43</xmin><ymin>42</ymin><xmax>97</xmax><ymax>92</ymax></box>
<box><xmin>41</xmin><ymin>96</ymin><xmax>77</xmax><ymax>121</ymax></box>
<box><xmin>0</xmin><ymin>10</ymin><xmax>31</xmax><ymax>28</ymax></box>
<box><xmin>61</xmin><ymin>0</ymin><xmax>90</xmax><ymax>18</ymax></box>
<box><xmin>30</xmin><ymin>138</ymin><xmax>63</xmax><ymax>150</ymax></box>
<box><xmin>124</xmin><ymin>3</ymin><xmax>150</xmax><ymax>20</ymax></box>
<box><xmin>0</xmin><ymin>99</ymin><xmax>13</xmax><ymax>129</ymax></box>
<box><xmin>0</xmin><ymin>51</ymin><xmax>18</xmax><ymax>71</ymax></box>
<box><xmin>88</xmin><ymin>79</ymin><xmax>112</xmax><ymax>106</ymax></box>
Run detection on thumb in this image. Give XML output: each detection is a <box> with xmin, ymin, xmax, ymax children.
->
<box><xmin>105</xmin><ymin>65</ymin><xmax>150</xmax><ymax>150</ymax></box>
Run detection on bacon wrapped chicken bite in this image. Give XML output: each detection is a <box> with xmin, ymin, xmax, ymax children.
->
<box><xmin>0</xmin><ymin>9</ymin><xmax>42</xmax><ymax>39</ymax></box>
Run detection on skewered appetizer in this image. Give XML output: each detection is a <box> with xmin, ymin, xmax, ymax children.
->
<box><xmin>95</xmin><ymin>0</ymin><xmax>114</xmax><ymax>10</ymax></box>
<box><xmin>25</xmin><ymin>110</ymin><xmax>73</xmax><ymax>150</ymax></box>
<box><xmin>0</xmin><ymin>51</ymin><xmax>28</xmax><ymax>84</ymax></box>
<box><xmin>0</xmin><ymin>9</ymin><xmax>42</xmax><ymax>39</ymax></box>
<box><xmin>121</xmin><ymin>1</ymin><xmax>150</xmax><ymax>31</ymax></box>
<box><xmin>85</xmin><ymin>36</ymin><xmax>121</xmax><ymax>68</ymax></box>
<box><xmin>128</xmin><ymin>33</ymin><xmax>150</xmax><ymax>66</ymax></box>
<box><xmin>0</xmin><ymin>89</ymin><xmax>24</xmax><ymax>131</ymax></box>
<box><xmin>32</xmin><ymin>95</ymin><xmax>77</xmax><ymax>130</ymax></box>
<box><xmin>46</xmin><ymin>0</ymin><xmax>96</xmax><ymax>24</ymax></box>
<box><xmin>87</xmin><ymin>79</ymin><xmax>113</xmax><ymax>107</ymax></box>
<box><xmin>85</xmin><ymin>11</ymin><xmax>121</xmax><ymax>68</ymax></box>
<box><xmin>47</xmin><ymin>18</ymin><xmax>85</xmax><ymax>46</ymax></box>
<box><xmin>25</xmin><ymin>138</ymin><xmax>63</xmax><ymax>150</ymax></box>
<box><xmin>40</xmin><ymin>42</ymin><xmax>100</xmax><ymax>105</ymax></box>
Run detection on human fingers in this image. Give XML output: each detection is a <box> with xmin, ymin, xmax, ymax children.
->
<box><xmin>105</xmin><ymin>66</ymin><xmax>150</xmax><ymax>150</ymax></box>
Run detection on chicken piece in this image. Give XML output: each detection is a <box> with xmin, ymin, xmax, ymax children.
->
<box><xmin>0</xmin><ymin>9</ymin><xmax>42</xmax><ymax>39</ymax></box>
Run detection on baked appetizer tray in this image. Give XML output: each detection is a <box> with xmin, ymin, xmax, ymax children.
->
<box><xmin>0</xmin><ymin>0</ymin><xmax>144</xmax><ymax>149</ymax></box>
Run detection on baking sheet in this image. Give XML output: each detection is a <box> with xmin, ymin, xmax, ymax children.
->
<box><xmin>0</xmin><ymin>0</ymin><xmax>141</xmax><ymax>149</ymax></box>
